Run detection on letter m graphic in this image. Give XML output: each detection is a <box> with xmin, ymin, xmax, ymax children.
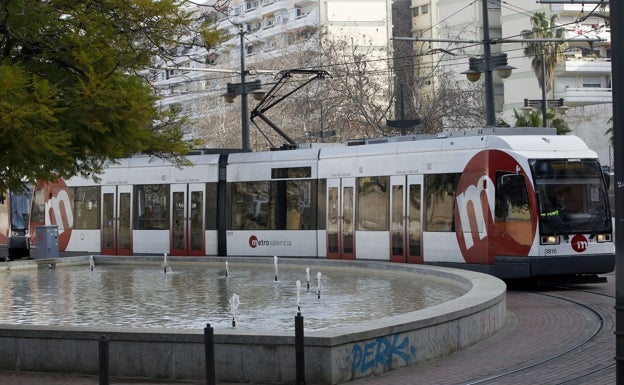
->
<box><xmin>456</xmin><ymin>176</ymin><xmax>495</xmax><ymax>249</ymax></box>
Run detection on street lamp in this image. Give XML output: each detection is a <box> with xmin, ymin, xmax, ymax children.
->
<box><xmin>460</xmin><ymin>0</ymin><xmax>515</xmax><ymax>127</ymax></box>
<box><xmin>520</xmin><ymin>98</ymin><xmax>569</xmax><ymax>127</ymax></box>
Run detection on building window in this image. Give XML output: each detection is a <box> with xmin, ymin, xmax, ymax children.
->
<box><xmin>582</xmin><ymin>76</ymin><xmax>601</xmax><ymax>88</ymax></box>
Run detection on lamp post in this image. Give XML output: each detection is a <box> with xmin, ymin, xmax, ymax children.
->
<box><xmin>521</xmin><ymin>98</ymin><xmax>568</xmax><ymax>127</ymax></box>
<box><xmin>460</xmin><ymin>0</ymin><xmax>515</xmax><ymax>126</ymax></box>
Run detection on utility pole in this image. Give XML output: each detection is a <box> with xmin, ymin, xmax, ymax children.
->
<box><xmin>480</xmin><ymin>0</ymin><xmax>495</xmax><ymax>126</ymax></box>
<box><xmin>610</xmin><ymin>0</ymin><xmax>624</xmax><ymax>382</ymax></box>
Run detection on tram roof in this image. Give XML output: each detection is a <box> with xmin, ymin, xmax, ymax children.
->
<box><xmin>318</xmin><ymin>128</ymin><xmax>595</xmax><ymax>160</ymax></box>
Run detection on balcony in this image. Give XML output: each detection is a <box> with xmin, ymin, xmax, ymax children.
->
<box><xmin>551</xmin><ymin>4</ymin><xmax>609</xmax><ymax>16</ymax></box>
<box><xmin>560</xmin><ymin>58</ymin><xmax>612</xmax><ymax>76</ymax></box>
<box><xmin>563</xmin><ymin>25</ymin><xmax>610</xmax><ymax>46</ymax></box>
<box><xmin>554</xmin><ymin>87</ymin><xmax>612</xmax><ymax>107</ymax></box>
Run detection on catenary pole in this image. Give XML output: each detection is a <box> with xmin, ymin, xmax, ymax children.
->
<box><xmin>611</xmin><ymin>0</ymin><xmax>624</xmax><ymax>382</ymax></box>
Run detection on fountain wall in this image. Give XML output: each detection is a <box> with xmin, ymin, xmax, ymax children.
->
<box><xmin>0</xmin><ymin>256</ymin><xmax>506</xmax><ymax>384</ymax></box>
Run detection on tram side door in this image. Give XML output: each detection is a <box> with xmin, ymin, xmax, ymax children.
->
<box><xmin>326</xmin><ymin>178</ymin><xmax>356</xmax><ymax>260</ymax></box>
<box><xmin>101</xmin><ymin>185</ymin><xmax>133</xmax><ymax>255</ymax></box>
<box><xmin>389</xmin><ymin>175</ymin><xmax>423</xmax><ymax>264</ymax></box>
<box><xmin>170</xmin><ymin>183</ymin><xmax>205</xmax><ymax>256</ymax></box>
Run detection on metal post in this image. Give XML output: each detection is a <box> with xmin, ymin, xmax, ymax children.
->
<box><xmin>295</xmin><ymin>312</ymin><xmax>306</xmax><ymax>385</ymax></box>
<box><xmin>205</xmin><ymin>323</ymin><xmax>216</xmax><ymax>385</ymax></box>
<box><xmin>400</xmin><ymin>83</ymin><xmax>406</xmax><ymax>136</ymax></box>
<box><xmin>239</xmin><ymin>26</ymin><xmax>250</xmax><ymax>151</ymax></box>
<box><xmin>481</xmin><ymin>0</ymin><xmax>495</xmax><ymax>126</ymax></box>
<box><xmin>610</xmin><ymin>0</ymin><xmax>624</xmax><ymax>382</ymax></box>
<box><xmin>540</xmin><ymin>49</ymin><xmax>548</xmax><ymax>127</ymax></box>
<box><xmin>99</xmin><ymin>336</ymin><xmax>109</xmax><ymax>385</ymax></box>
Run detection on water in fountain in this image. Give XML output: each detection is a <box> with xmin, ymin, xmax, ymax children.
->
<box><xmin>229</xmin><ymin>293</ymin><xmax>240</xmax><ymax>327</ymax></box>
<box><xmin>0</xmin><ymin>262</ymin><xmax>466</xmax><ymax>331</ymax></box>
<box><xmin>274</xmin><ymin>256</ymin><xmax>278</xmax><ymax>282</ymax></box>
<box><xmin>306</xmin><ymin>267</ymin><xmax>310</xmax><ymax>291</ymax></box>
<box><xmin>225</xmin><ymin>261</ymin><xmax>229</xmax><ymax>278</ymax></box>
<box><xmin>316</xmin><ymin>271</ymin><xmax>322</xmax><ymax>300</ymax></box>
<box><xmin>296</xmin><ymin>280</ymin><xmax>301</xmax><ymax>312</ymax></box>
<box><xmin>162</xmin><ymin>253</ymin><xmax>172</xmax><ymax>274</ymax></box>
<box><xmin>89</xmin><ymin>256</ymin><xmax>95</xmax><ymax>271</ymax></box>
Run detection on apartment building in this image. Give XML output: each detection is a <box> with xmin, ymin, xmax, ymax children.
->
<box><xmin>411</xmin><ymin>0</ymin><xmax>611</xmax><ymax>165</ymax></box>
<box><xmin>150</xmin><ymin>0</ymin><xmax>393</xmax><ymax>148</ymax></box>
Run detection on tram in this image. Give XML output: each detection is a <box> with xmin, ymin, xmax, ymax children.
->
<box><xmin>0</xmin><ymin>128</ymin><xmax>615</xmax><ymax>279</ymax></box>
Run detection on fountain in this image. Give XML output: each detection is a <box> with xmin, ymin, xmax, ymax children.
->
<box><xmin>89</xmin><ymin>255</ymin><xmax>95</xmax><ymax>271</ymax></box>
<box><xmin>229</xmin><ymin>294</ymin><xmax>240</xmax><ymax>327</ymax></box>
<box><xmin>316</xmin><ymin>271</ymin><xmax>322</xmax><ymax>300</ymax></box>
<box><xmin>162</xmin><ymin>253</ymin><xmax>171</xmax><ymax>274</ymax></box>
<box><xmin>296</xmin><ymin>280</ymin><xmax>301</xmax><ymax>312</ymax></box>
<box><xmin>0</xmin><ymin>256</ymin><xmax>506</xmax><ymax>384</ymax></box>
<box><xmin>225</xmin><ymin>261</ymin><xmax>229</xmax><ymax>278</ymax></box>
<box><xmin>274</xmin><ymin>255</ymin><xmax>278</xmax><ymax>281</ymax></box>
<box><xmin>306</xmin><ymin>267</ymin><xmax>310</xmax><ymax>291</ymax></box>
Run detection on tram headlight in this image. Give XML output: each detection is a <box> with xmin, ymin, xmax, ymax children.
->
<box><xmin>541</xmin><ymin>235</ymin><xmax>560</xmax><ymax>245</ymax></box>
<box><xmin>596</xmin><ymin>233</ymin><xmax>612</xmax><ymax>243</ymax></box>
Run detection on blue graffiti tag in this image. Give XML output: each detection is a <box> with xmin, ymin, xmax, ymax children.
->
<box><xmin>350</xmin><ymin>333</ymin><xmax>414</xmax><ymax>374</ymax></box>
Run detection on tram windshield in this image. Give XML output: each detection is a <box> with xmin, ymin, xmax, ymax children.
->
<box><xmin>9</xmin><ymin>188</ymin><xmax>33</xmax><ymax>235</ymax></box>
<box><xmin>530</xmin><ymin>159</ymin><xmax>611</xmax><ymax>237</ymax></box>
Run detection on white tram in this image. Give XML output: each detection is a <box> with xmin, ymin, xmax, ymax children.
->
<box><xmin>0</xmin><ymin>128</ymin><xmax>614</xmax><ymax>279</ymax></box>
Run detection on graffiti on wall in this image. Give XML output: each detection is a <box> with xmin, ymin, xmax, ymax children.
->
<box><xmin>347</xmin><ymin>333</ymin><xmax>415</xmax><ymax>375</ymax></box>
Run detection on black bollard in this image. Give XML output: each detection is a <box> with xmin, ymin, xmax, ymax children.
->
<box><xmin>295</xmin><ymin>312</ymin><xmax>306</xmax><ymax>385</ymax></box>
<box><xmin>204</xmin><ymin>324</ymin><xmax>216</xmax><ymax>385</ymax></box>
<box><xmin>99</xmin><ymin>336</ymin><xmax>109</xmax><ymax>385</ymax></box>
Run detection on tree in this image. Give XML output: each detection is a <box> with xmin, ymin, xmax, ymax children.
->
<box><xmin>512</xmin><ymin>108</ymin><xmax>570</xmax><ymax>135</ymax></box>
<box><xmin>0</xmin><ymin>0</ymin><xmax>227</xmax><ymax>192</ymax></box>
<box><xmin>521</xmin><ymin>12</ymin><xmax>566</xmax><ymax>94</ymax></box>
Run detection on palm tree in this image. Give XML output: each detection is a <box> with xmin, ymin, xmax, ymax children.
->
<box><xmin>521</xmin><ymin>12</ymin><xmax>566</xmax><ymax>94</ymax></box>
<box><xmin>513</xmin><ymin>108</ymin><xmax>570</xmax><ymax>135</ymax></box>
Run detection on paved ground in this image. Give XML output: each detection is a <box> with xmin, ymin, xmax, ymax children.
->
<box><xmin>0</xmin><ymin>271</ymin><xmax>616</xmax><ymax>385</ymax></box>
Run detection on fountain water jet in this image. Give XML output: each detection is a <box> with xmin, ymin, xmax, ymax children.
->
<box><xmin>162</xmin><ymin>253</ymin><xmax>171</xmax><ymax>274</ymax></box>
<box><xmin>296</xmin><ymin>280</ymin><xmax>301</xmax><ymax>312</ymax></box>
<box><xmin>316</xmin><ymin>271</ymin><xmax>322</xmax><ymax>300</ymax></box>
<box><xmin>229</xmin><ymin>294</ymin><xmax>240</xmax><ymax>327</ymax></box>
<box><xmin>225</xmin><ymin>261</ymin><xmax>229</xmax><ymax>278</ymax></box>
<box><xmin>306</xmin><ymin>267</ymin><xmax>310</xmax><ymax>291</ymax></box>
<box><xmin>274</xmin><ymin>256</ymin><xmax>278</xmax><ymax>281</ymax></box>
<box><xmin>89</xmin><ymin>255</ymin><xmax>95</xmax><ymax>271</ymax></box>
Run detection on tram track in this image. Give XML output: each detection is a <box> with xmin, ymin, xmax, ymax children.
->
<box><xmin>328</xmin><ymin>274</ymin><xmax>616</xmax><ymax>385</ymax></box>
<box><xmin>463</xmin><ymin>287</ymin><xmax>613</xmax><ymax>385</ymax></box>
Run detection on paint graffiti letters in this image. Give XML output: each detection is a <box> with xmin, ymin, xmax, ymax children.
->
<box><xmin>349</xmin><ymin>333</ymin><xmax>415</xmax><ymax>375</ymax></box>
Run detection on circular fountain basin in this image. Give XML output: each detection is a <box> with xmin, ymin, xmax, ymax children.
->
<box><xmin>0</xmin><ymin>259</ymin><xmax>465</xmax><ymax>331</ymax></box>
<box><xmin>0</xmin><ymin>256</ymin><xmax>506</xmax><ymax>384</ymax></box>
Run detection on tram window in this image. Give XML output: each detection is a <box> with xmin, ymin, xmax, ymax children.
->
<box><xmin>272</xmin><ymin>167</ymin><xmax>311</xmax><ymax>179</ymax></box>
<box><xmin>317</xmin><ymin>179</ymin><xmax>326</xmax><ymax>230</ymax></box>
<box><xmin>0</xmin><ymin>192</ymin><xmax>8</xmax><ymax>238</ymax></box>
<box><xmin>228</xmin><ymin>180</ymin><xmax>316</xmax><ymax>231</ymax></box>
<box><xmin>205</xmin><ymin>183</ymin><xmax>217</xmax><ymax>230</ymax></box>
<box><xmin>424</xmin><ymin>173</ymin><xmax>460</xmax><ymax>232</ymax></box>
<box><xmin>495</xmin><ymin>173</ymin><xmax>529</xmax><ymax>222</ymax></box>
<box><xmin>229</xmin><ymin>182</ymin><xmax>271</xmax><ymax>230</ymax></box>
<box><xmin>71</xmin><ymin>186</ymin><xmax>100</xmax><ymax>229</ymax></box>
<box><xmin>135</xmin><ymin>185</ymin><xmax>169</xmax><ymax>230</ymax></box>
<box><xmin>356</xmin><ymin>176</ymin><xmax>389</xmax><ymax>231</ymax></box>
<box><xmin>31</xmin><ymin>187</ymin><xmax>46</xmax><ymax>224</ymax></box>
<box><xmin>285</xmin><ymin>180</ymin><xmax>316</xmax><ymax>230</ymax></box>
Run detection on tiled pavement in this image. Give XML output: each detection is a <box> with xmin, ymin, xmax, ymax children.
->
<box><xmin>0</xmin><ymin>272</ymin><xmax>616</xmax><ymax>385</ymax></box>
